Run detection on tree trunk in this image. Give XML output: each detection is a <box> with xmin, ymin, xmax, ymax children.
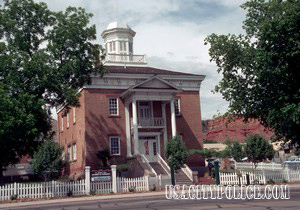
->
<box><xmin>0</xmin><ymin>166</ymin><xmax>4</xmax><ymax>186</ymax></box>
<box><xmin>171</xmin><ymin>166</ymin><xmax>176</xmax><ymax>186</ymax></box>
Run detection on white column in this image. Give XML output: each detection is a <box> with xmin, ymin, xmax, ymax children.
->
<box><xmin>111</xmin><ymin>165</ymin><xmax>117</xmax><ymax>193</ymax></box>
<box><xmin>162</xmin><ymin>103</ymin><xmax>168</xmax><ymax>150</ymax></box>
<box><xmin>132</xmin><ymin>99</ymin><xmax>139</xmax><ymax>155</ymax></box>
<box><xmin>125</xmin><ymin>102</ymin><xmax>132</xmax><ymax>157</ymax></box>
<box><xmin>85</xmin><ymin>166</ymin><xmax>91</xmax><ymax>195</ymax></box>
<box><xmin>170</xmin><ymin>98</ymin><xmax>176</xmax><ymax>137</ymax></box>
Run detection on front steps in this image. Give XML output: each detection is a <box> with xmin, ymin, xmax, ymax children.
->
<box><xmin>149</xmin><ymin>162</ymin><xmax>169</xmax><ymax>175</ymax></box>
<box><xmin>175</xmin><ymin>169</ymin><xmax>193</xmax><ymax>185</ymax></box>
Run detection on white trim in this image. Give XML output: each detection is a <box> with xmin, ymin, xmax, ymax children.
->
<box><xmin>125</xmin><ymin>103</ymin><xmax>132</xmax><ymax>157</ymax></box>
<box><xmin>61</xmin><ymin>116</ymin><xmax>64</xmax><ymax>132</ymax></box>
<box><xmin>67</xmin><ymin>113</ymin><xmax>70</xmax><ymax>128</ymax></box>
<box><xmin>175</xmin><ymin>98</ymin><xmax>181</xmax><ymax>116</ymax></box>
<box><xmin>108</xmin><ymin>97</ymin><xmax>119</xmax><ymax>116</ymax></box>
<box><xmin>73</xmin><ymin>107</ymin><xmax>76</xmax><ymax>124</ymax></box>
<box><xmin>109</xmin><ymin>136</ymin><xmax>121</xmax><ymax>155</ymax></box>
<box><xmin>73</xmin><ymin>143</ymin><xmax>77</xmax><ymax>161</ymax></box>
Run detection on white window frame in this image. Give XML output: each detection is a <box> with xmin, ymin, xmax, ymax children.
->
<box><xmin>67</xmin><ymin>113</ymin><xmax>70</xmax><ymax>128</ymax></box>
<box><xmin>174</xmin><ymin>99</ymin><xmax>181</xmax><ymax>116</ymax></box>
<box><xmin>73</xmin><ymin>107</ymin><xmax>76</xmax><ymax>124</ymax></box>
<box><xmin>73</xmin><ymin>143</ymin><xmax>77</xmax><ymax>161</ymax></box>
<box><xmin>67</xmin><ymin>145</ymin><xmax>71</xmax><ymax>162</ymax></box>
<box><xmin>108</xmin><ymin>98</ymin><xmax>119</xmax><ymax>116</ymax></box>
<box><xmin>61</xmin><ymin>117</ymin><xmax>64</xmax><ymax>131</ymax></box>
<box><xmin>109</xmin><ymin>136</ymin><xmax>120</xmax><ymax>155</ymax></box>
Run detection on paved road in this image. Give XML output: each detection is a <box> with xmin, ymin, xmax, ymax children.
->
<box><xmin>2</xmin><ymin>189</ymin><xmax>300</xmax><ymax>210</ymax></box>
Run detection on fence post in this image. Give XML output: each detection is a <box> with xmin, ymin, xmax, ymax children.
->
<box><xmin>111</xmin><ymin>165</ymin><xmax>117</xmax><ymax>193</ymax></box>
<box><xmin>14</xmin><ymin>182</ymin><xmax>17</xmax><ymax>196</ymax></box>
<box><xmin>262</xmin><ymin>170</ymin><xmax>266</xmax><ymax>184</ymax></box>
<box><xmin>146</xmin><ymin>175</ymin><xmax>150</xmax><ymax>191</ymax></box>
<box><xmin>85</xmin><ymin>166</ymin><xmax>91</xmax><ymax>195</ymax></box>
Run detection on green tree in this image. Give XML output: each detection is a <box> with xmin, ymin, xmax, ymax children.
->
<box><xmin>0</xmin><ymin>0</ymin><xmax>104</xmax><ymax>184</ymax></box>
<box><xmin>205</xmin><ymin>0</ymin><xmax>300</xmax><ymax>144</ymax></box>
<box><xmin>244</xmin><ymin>135</ymin><xmax>275</xmax><ymax>170</ymax></box>
<box><xmin>31</xmin><ymin>140</ymin><xmax>65</xmax><ymax>181</ymax></box>
<box><xmin>97</xmin><ymin>149</ymin><xmax>111</xmax><ymax>169</ymax></box>
<box><xmin>224</xmin><ymin>141</ymin><xmax>245</xmax><ymax>162</ymax></box>
<box><xmin>165</xmin><ymin>136</ymin><xmax>189</xmax><ymax>185</ymax></box>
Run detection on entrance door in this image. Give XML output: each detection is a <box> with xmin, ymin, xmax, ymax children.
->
<box><xmin>138</xmin><ymin>135</ymin><xmax>158</xmax><ymax>162</ymax></box>
<box><xmin>138</xmin><ymin>102</ymin><xmax>152</xmax><ymax>125</ymax></box>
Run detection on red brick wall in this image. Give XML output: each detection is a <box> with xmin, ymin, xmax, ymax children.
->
<box><xmin>58</xmin><ymin>90</ymin><xmax>86</xmax><ymax>178</ymax></box>
<box><xmin>84</xmin><ymin>89</ymin><xmax>127</xmax><ymax>170</ymax></box>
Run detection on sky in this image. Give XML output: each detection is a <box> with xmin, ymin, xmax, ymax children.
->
<box><xmin>6</xmin><ymin>0</ymin><xmax>248</xmax><ymax>120</ymax></box>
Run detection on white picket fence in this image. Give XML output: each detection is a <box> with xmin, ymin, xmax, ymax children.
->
<box><xmin>117</xmin><ymin>176</ymin><xmax>149</xmax><ymax>192</ymax></box>
<box><xmin>235</xmin><ymin>162</ymin><xmax>283</xmax><ymax>171</ymax></box>
<box><xmin>0</xmin><ymin>166</ymin><xmax>151</xmax><ymax>201</ymax></box>
<box><xmin>0</xmin><ymin>180</ymin><xmax>85</xmax><ymax>201</ymax></box>
<box><xmin>220</xmin><ymin>168</ymin><xmax>300</xmax><ymax>185</ymax></box>
<box><xmin>91</xmin><ymin>181</ymin><xmax>112</xmax><ymax>194</ymax></box>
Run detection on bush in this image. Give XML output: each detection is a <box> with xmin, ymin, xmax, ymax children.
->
<box><xmin>150</xmin><ymin>185</ymin><xmax>156</xmax><ymax>191</ymax></box>
<box><xmin>267</xmin><ymin>179</ymin><xmax>275</xmax><ymax>184</ymax></box>
<box><xmin>10</xmin><ymin>194</ymin><xmax>18</xmax><ymax>200</ymax></box>
<box><xmin>252</xmin><ymin>179</ymin><xmax>260</xmax><ymax>185</ymax></box>
<box><xmin>282</xmin><ymin>179</ymin><xmax>288</xmax><ymax>183</ymax></box>
<box><xmin>128</xmin><ymin>186</ymin><xmax>136</xmax><ymax>192</ymax></box>
<box><xmin>90</xmin><ymin>189</ymin><xmax>96</xmax><ymax>195</ymax></box>
<box><xmin>66</xmin><ymin>190</ymin><xmax>73</xmax><ymax>197</ymax></box>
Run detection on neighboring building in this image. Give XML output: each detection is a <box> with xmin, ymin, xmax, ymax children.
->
<box><xmin>203</xmin><ymin>116</ymin><xmax>275</xmax><ymax>143</ymax></box>
<box><xmin>57</xmin><ymin>21</ymin><xmax>205</xmax><ymax>178</ymax></box>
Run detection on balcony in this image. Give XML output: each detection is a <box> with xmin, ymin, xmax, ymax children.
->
<box><xmin>131</xmin><ymin>117</ymin><xmax>165</xmax><ymax>128</ymax></box>
<box><xmin>105</xmin><ymin>54</ymin><xmax>147</xmax><ymax>65</ymax></box>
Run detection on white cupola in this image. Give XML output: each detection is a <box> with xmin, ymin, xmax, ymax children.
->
<box><xmin>101</xmin><ymin>21</ymin><xmax>135</xmax><ymax>55</ymax></box>
<box><xmin>101</xmin><ymin>21</ymin><xmax>146</xmax><ymax>66</ymax></box>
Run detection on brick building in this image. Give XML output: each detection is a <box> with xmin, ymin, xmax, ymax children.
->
<box><xmin>57</xmin><ymin>21</ymin><xmax>205</xmax><ymax>178</ymax></box>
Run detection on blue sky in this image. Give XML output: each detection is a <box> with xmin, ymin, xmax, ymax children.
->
<box><xmin>4</xmin><ymin>0</ymin><xmax>248</xmax><ymax>119</ymax></box>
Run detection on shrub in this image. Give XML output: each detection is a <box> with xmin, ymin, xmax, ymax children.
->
<box><xmin>150</xmin><ymin>185</ymin><xmax>156</xmax><ymax>191</ymax></box>
<box><xmin>128</xmin><ymin>186</ymin><xmax>136</xmax><ymax>192</ymax></box>
<box><xmin>10</xmin><ymin>194</ymin><xmax>18</xmax><ymax>200</ymax></box>
<box><xmin>267</xmin><ymin>179</ymin><xmax>275</xmax><ymax>184</ymax></box>
<box><xmin>90</xmin><ymin>189</ymin><xmax>96</xmax><ymax>195</ymax></box>
<box><xmin>66</xmin><ymin>190</ymin><xmax>73</xmax><ymax>197</ymax></box>
<box><xmin>252</xmin><ymin>179</ymin><xmax>260</xmax><ymax>185</ymax></box>
<box><xmin>282</xmin><ymin>179</ymin><xmax>288</xmax><ymax>183</ymax></box>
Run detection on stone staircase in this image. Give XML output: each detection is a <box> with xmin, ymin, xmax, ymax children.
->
<box><xmin>175</xmin><ymin>169</ymin><xmax>193</xmax><ymax>185</ymax></box>
<box><xmin>149</xmin><ymin>162</ymin><xmax>168</xmax><ymax>175</ymax></box>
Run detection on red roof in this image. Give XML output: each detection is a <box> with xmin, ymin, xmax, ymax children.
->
<box><xmin>106</xmin><ymin>66</ymin><xmax>203</xmax><ymax>76</ymax></box>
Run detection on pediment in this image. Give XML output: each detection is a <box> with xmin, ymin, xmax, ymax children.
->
<box><xmin>131</xmin><ymin>76</ymin><xmax>180</xmax><ymax>90</ymax></box>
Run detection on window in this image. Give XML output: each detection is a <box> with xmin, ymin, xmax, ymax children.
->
<box><xmin>61</xmin><ymin>117</ymin><xmax>64</xmax><ymax>131</ymax></box>
<box><xmin>109</xmin><ymin>98</ymin><xmax>118</xmax><ymax>116</ymax></box>
<box><xmin>67</xmin><ymin>113</ymin><xmax>70</xmax><ymax>128</ymax></box>
<box><xmin>109</xmin><ymin>42</ymin><xmax>112</xmax><ymax>52</ymax></box>
<box><xmin>174</xmin><ymin>99</ymin><xmax>181</xmax><ymax>116</ymax></box>
<box><xmin>73</xmin><ymin>144</ymin><xmax>77</xmax><ymax>161</ymax></box>
<box><xmin>110</xmin><ymin>136</ymin><xmax>120</xmax><ymax>155</ymax></box>
<box><xmin>67</xmin><ymin>145</ymin><xmax>71</xmax><ymax>162</ymax></box>
<box><xmin>112</xmin><ymin>41</ymin><xmax>116</xmax><ymax>51</ymax></box>
<box><xmin>73</xmin><ymin>107</ymin><xmax>76</xmax><ymax>124</ymax></box>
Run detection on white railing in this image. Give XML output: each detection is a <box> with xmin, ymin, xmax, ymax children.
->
<box><xmin>141</xmin><ymin>154</ymin><xmax>157</xmax><ymax>176</ymax></box>
<box><xmin>220</xmin><ymin>168</ymin><xmax>300</xmax><ymax>185</ymax></box>
<box><xmin>0</xmin><ymin>180</ymin><xmax>86</xmax><ymax>201</ymax></box>
<box><xmin>235</xmin><ymin>162</ymin><xmax>283</xmax><ymax>171</ymax></box>
<box><xmin>181</xmin><ymin>164</ymin><xmax>194</xmax><ymax>182</ymax></box>
<box><xmin>136</xmin><ymin>117</ymin><xmax>165</xmax><ymax>127</ymax></box>
<box><xmin>105</xmin><ymin>54</ymin><xmax>146</xmax><ymax>64</ymax></box>
<box><xmin>117</xmin><ymin>176</ymin><xmax>149</xmax><ymax>192</ymax></box>
<box><xmin>157</xmin><ymin>154</ymin><xmax>170</xmax><ymax>175</ymax></box>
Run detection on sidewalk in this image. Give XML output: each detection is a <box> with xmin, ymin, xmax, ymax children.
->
<box><xmin>1</xmin><ymin>184</ymin><xmax>300</xmax><ymax>209</ymax></box>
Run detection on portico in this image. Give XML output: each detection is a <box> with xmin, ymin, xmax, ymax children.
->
<box><xmin>121</xmin><ymin>76</ymin><xmax>181</xmax><ymax>158</ymax></box>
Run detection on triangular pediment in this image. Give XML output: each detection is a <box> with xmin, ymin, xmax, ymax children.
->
<box><xmin>131</xmin><ymin>76</ymin><xmax>180</xmax><ymax>90</ymax></box>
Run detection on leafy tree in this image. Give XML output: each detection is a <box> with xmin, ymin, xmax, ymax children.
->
<box><xmin>0</xmin><ymin>0</ymin><xmax>104</xmax><ymax>183</ymax></box>
<box><xmin>97</xmin><ymin>149</ymin><xmax>111</xmax><ymax>169</ymax></box>
<box><xmin>244</xmin><ymin>135</ymin><xmax>275</xmax><ymax>170</ymax></box>
<box><xmin>205</xmin><ymin>0</ymin><xmax>300</xmax><ymax>144</ymax></box>
<box><xmin>224</xmin><ymin>141</ymin><xmax>245</xmax><ymax>162</ymax></box>
<box><xmin>294</xmin><ymin>148</ymin><xmax>300</xmax><ymax>157</ymax></box>
<box><xmin>31</xmin><ymin>140</ymin><xmax>65</xmax><ymax>181</ymax></box>
<box><xmin>165</xmin><ymin>136</ymin><xmax>189</xmax><ymax>185</ymax></box>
